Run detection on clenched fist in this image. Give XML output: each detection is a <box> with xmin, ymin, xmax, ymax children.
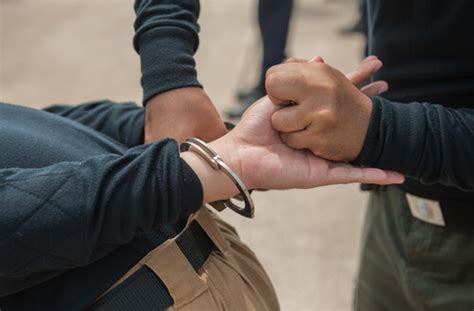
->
<box><xmin>266</xmin><ymin>56</ymin><xmax>384</xmax><ymax>162</ymax></box>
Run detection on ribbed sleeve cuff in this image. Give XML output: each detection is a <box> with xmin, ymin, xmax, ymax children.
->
<box><xmin>351</xmin><ymin>96</ymin><xmax>426</xmax><ymax>175</ymax></box>
<box><xmin>351</xmin><ymin>96</ymin><xmax>384</xmax><ymax>167</ymax></box>
<box><xmin>137</xmin><ymin>27</ymin><xmax>202</xmax><ymax>105</ymax></box>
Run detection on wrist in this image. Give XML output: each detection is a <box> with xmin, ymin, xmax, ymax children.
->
<box><xmin>181</xmin><ymin>136</ymin><xmax>244</xmax><ymax>204</ymax></box>
<box><xmin>348</xmin><ymin>92</ymin><xmax>373</xmax><ymax>161</ymax></box>
<box><xmin>208</xmin><ymin>136</ymin><xmax>244</xmax><ymax>185</ymax></box>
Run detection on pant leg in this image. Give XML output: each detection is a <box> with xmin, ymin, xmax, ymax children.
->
<box><xmin>258</xmin><ymin>0</ymin><xmax>293</xmax><ymax>84</ymax></box>
<box><xmin>94</xmin><ymin>207</ymin><xmax>279</xmax><ymax>311</ymax></box>
<box><xmin>353</xmin><ymin>188</ymin><xmax>415</xmax><ymax>310</ymax></box>
<box><xmin>354</xmin><ymin>186</ymin><xmax>474</xmax><ymax>310</ymax></box>
<box><xmin>44</xmin><ymin>100</ymin><xmax>144</xmax><ymax>148</ymax></box>
<box><xmin>201</xmin><ymin>211</ymin><xmax>279</xmax><ymax>311</ymax></box>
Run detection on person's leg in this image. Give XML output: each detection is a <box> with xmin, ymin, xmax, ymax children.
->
<box><xmin>91</xmin><ymin>207</ymin><xmax>279</xmax><ymax>310</ymax></box>
<box><xmin>353</xmin><ymin>189</ymin><xmax>415</xmax><ymax>310</ymax></box>
<box><xmin>228</xmin><ymin>0</ymin><xmax>293</xmax><ymax>118</ymax></box>
<box><xmin>44</xmin><ymin>100</ymin><xmax>144</xmax><ymax>148</ymax></box>
<box><xmin>354</xmin><ymin>186</ymin><xmax>474</xmax><ymax>310</ymax></box>
<box><xmin>258</xmin><ymin>0</ymin><xmax>293</xmax><ymax>85</ymax></box>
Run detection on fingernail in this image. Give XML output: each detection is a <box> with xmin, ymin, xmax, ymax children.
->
<box><xmin>373</xmin><ymin>60</ymin><xmax>383</xmax><ymax>72</ymax></box>
<box><xmin>378</xmin><ymin>84</ymin><xmax>388</xmax><ymax>93</ymax></box>
<box><xmin>310</xmin><ymin>56</ymin><xmax>324</xmax><ymax>63</ymax></box>
<box><xmin>363</xmin><ymin>55</ymin><xmax>377</xmax><ymax>63</ymax></box>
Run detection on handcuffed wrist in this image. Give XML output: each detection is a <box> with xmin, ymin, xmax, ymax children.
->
<box><xmin>181</xmin><ymin>137</ymin><xmax>255</xmax><ymax>218</ymax></box>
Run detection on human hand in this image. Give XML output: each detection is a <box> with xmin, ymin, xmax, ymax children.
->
<box><xmin>206</xmin><ymin>96</ymin><xmax>403</xmax><ymax>194</ymax></box>
<box><xmin>145</xmin><ymin>87</ymin><xmax>227</xmax><ymax>144</ymax></box>
<box><xmin>267</xmin><ymin>56</ymin><xmax>385</xmax><ymax>161</ymax></box>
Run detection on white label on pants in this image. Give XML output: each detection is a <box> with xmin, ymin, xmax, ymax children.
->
<box><xmin>406</xmin><ymin>193</ymin><xmax>445</xmax><ymax>227</ymax></box>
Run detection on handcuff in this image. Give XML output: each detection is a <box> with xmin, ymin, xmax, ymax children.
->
<box><xmin>180</xmin><ymin>137</ymin><xmax>255</xmax><ymax>218</ymax></box>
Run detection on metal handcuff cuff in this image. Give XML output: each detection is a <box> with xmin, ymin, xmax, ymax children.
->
<box><xmin>180</xmin><ymin>137</ymin><xmax>255</xmax><ymax>218</ymax></box>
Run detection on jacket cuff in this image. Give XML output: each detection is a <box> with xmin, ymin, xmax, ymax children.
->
<box><xmin>351</xmin><ymin>96</ymin><xmax>426</xmax><ymax>174</ymax></box>
<box><xmin>179</xmin><ymin>159</ymin><xmax>204</xmax><ymax>218</ymax></box>
<box><xmin>137</xmin><ymin>27</ymin><xmax>202</xmax><ymax>105</ymax></box>
<box><xmin>351</xmin><ymin>96</ymin><xmax>383</xmax><ymax>167</ymax></box>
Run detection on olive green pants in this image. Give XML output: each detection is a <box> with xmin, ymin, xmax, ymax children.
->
<box><xmin>354</xmin><ymin>186</ymin><xmax>474</xmax><ymax>310</ymax></box>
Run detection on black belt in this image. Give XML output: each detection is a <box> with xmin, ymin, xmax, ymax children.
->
<box><xmin>88</xmin><ymin>220</ymin><xmax>215</xmax><ymax>311</ymax></box>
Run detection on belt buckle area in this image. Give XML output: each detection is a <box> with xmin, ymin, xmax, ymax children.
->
<box><xmin>405</xmin><ymin>193</ymin><xmax>446</xmax><ymax>227</ymax></box>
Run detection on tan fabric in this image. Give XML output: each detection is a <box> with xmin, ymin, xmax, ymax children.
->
<box><xmin>105</xmin><ymin>207</ymin><xmax>279</xmax><ymax>311</ymax></box>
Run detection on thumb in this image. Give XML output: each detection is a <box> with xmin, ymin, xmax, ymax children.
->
<box><xmin>324</xmin><ymin>162</ymin><xmax>405</xmax><ymax>185</ymax></box>
<box><xmin>346</xmin><ymin>56</ymin><xmax>383</xmax><ymax>87</ymax></box>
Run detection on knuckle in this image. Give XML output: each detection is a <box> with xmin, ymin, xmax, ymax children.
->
<box><xmin>287</xmin><ymin>71</ymin><xmax>305</xmax><ymax>90</ymax></box>
<box><xmin>285</xmin><ymin>57</ymin><xmax>306</xmax><ymax>64</ymax></box>
<box><xmin>265</xmin><ymin>73</ymin><xmax>278</xmax><ymax>94</ymax></box>
<box><xmin>326</xmin><ymin>80</ymin><xmax>338</xmax><ymax>93</ymax></box>
<box><xmin>315</xmin><ymin>109</ymin><xmax>338</xmax><ymax>127</ymax></box>
<box><xmin>265</xmin><ymin>65</ymin><xmax>278</xmax><ymax>79</ymax></box>
<box><xmin>265</xmin><ymin>64</ymin><xmax>286</xmax><ymax>84</ymax></box>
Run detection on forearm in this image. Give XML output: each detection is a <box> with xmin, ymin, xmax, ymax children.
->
<box><xmin>0</xmin><ymin>140</ymin><xmax>202</xmax><ymax>283</ymax></box>
<box><xmin>352</xmin><ymin>96</ymin><xmax>474</xmax><ymax>190</ymax></box>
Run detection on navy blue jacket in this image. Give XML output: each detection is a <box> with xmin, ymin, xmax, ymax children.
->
<box><xmin>0</xmin><ymin>101</ymin><xmax>203</xmax><ymax>309</ymax></box>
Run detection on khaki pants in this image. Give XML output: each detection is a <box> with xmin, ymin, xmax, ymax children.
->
<box><xmin>105</xmin><ymin>207</ymin><xmax>279</xmax><ymax>310</ymax></box>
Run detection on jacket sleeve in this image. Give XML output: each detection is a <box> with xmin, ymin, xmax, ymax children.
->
<box><xmin>134</xmin><ymin>0</ymin><xmax>202</xmax><ymax>104</ymax></box>
<box><xmin>0</xmin><ymin>140</ymin><xmax>202</xmax><ymax>280</ymax></box>
<box><xmin>43</xmin><ymin>101</ymin><xmax>144</xmax><ymax>148</ymax></box>
<box><xmin>352</xmin><ymin>96</ymin><xmax>474</xmax><ymax>191</ymax></box>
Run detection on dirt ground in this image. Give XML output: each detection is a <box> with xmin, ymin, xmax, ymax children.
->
<box><xmin>1</xmin><ymin>0</ymin><xmax>368</xmax><ymax>309</ymax></box>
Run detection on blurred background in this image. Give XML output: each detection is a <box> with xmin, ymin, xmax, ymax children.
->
<box><xmin>1</xmin><ymin>0</ymin><xmax>369</xmax><ymax>309</ymax></box>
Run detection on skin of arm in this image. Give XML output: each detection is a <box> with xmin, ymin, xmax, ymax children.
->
<box><xmin>145</xmin><ymin>88</ymin><xmax>226</xmax><ymax>144</ymax></box>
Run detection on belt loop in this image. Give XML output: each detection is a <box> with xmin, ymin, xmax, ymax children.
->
<box><xmin>142</xmin><ymin>239</ymin><xmax>207</xmax><ymax>308</ymax></box>
<box><xmin>195</xmin><ymin>207</ymin><xmax>230</xmax><ymax>255</ymax></box>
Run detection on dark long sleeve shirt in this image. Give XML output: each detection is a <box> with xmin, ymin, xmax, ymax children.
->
<box><xmin>134</xmin><ymin>0</ymin><xmax>202</xmax><ymax>104</ymax></box>
<box><xmin>352</xmin><ymin>0</ymin><xmax>474</xmax><ymax>203</ymax></box>
<box><xmin>0</xmin><ymin>101</ymin><xmax>203</xmax><ymax>309</ymax></box>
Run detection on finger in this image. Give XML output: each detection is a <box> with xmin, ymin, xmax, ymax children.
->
<box><xmin>309</xmin><ymin>55</ymin><xmax>325</xmax><ymax>63</ymax></box>
<box><xmin>346</xmin><ymin>59</ymin><xmax>383</xmax><ymax>87</ymax></box>
<box><xmin>265</xmin><ymin>62</ymin><xmax>303</xmax><ymax>80</ymax></box>
<box><xmin>285</xmin><ymin>57</ymin><xmax>307</xmax><ymax>64</ymax></box>
<box><xmin>265</xmin><ymin>70</ymin><xmax>308</xmax><ymax>105</ymax></box>
<box><xmin>271</xmin><ymin>105</ymin><xmax>310</xmax><ymax>132</ymax></box>
<box><xmin>325</xmin><ymin>162</ymin><xmax>405</xmax><ymax>185</ymax></box>
<box><xmin>361</xmin><ymin>55</ymin><xmax>378</xmax><ymax>64</ymax></box>
<box><xmin>360</xmin><ymin>81</ymin><xmax>389</xmax><ymax>96</ymax></box>
<box><xmin>280</xmin><ymin>130</ymin><xmax>311</xmax><ymax>150</ymax></box>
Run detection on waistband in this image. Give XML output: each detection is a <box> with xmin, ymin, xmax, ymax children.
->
<box><xmin>401</xmin><ymin>177</ymin><xmax>474</xmax><ymax>203</ymax></box>
<box><xmin>364</xmin><ymin>185</ymin><xmax>474</xmax><ymax>231</ymax></box>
